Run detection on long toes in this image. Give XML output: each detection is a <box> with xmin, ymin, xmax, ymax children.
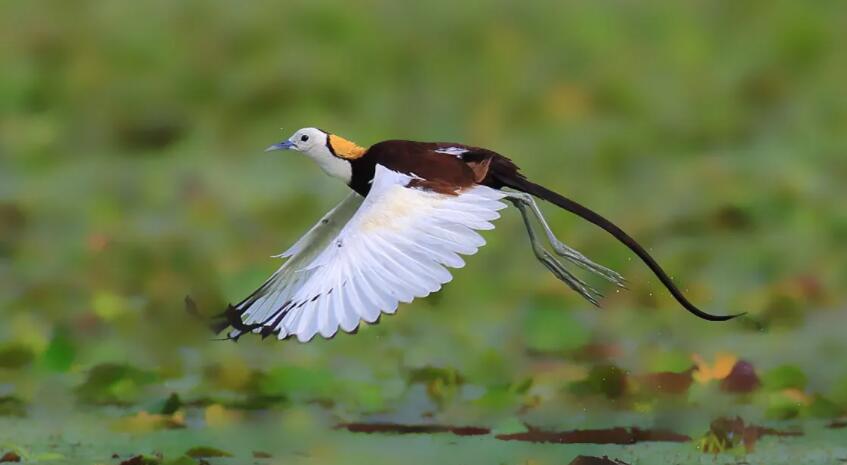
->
<box><xmin>549</xmin><ymin>243</ymin><xmax>626</xmax><ymax>287</ymax></box>
<box><xmin>540</xmin><ymin>251</ymin><xmax>604</xmax><ymax>305</ymax></box>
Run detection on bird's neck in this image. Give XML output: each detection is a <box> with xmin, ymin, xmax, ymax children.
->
<box><xmin>347</xmin><ymin>155</ymin><xmax>377</xmax><ymax>197</ymax></box>
<box><xmin>327</xmin><ymin>134</ymin><xmax>366</xmax><ymax>160</ymax></box>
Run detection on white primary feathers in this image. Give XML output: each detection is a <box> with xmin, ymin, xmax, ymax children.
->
<box><xmin>230</xmin><ymin>165</ymin><xmax>507</xmax><ymax>342</ymax></box>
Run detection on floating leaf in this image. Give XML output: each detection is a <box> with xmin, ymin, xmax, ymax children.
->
<box><xmin>112</xmin><ymin>410</ymin><xmax>185</xmax><ymax>433</ymax></box>
<box><xmin>407</xmin><ymin>366</ymin><xmax>465</xmax><ymax>386</ymax></box>
<box><xmin>766</xmin><ymin>391</ymin><xmax>803</xmax><ymax>420</ymax></box>
<box><xmin>184</xmin><ymin>446</ymin><xmax>232</xmax><ymax>458</ymax></box>
<box><xmin>0</xmin><ymin>396</ymin><xmax>26</xmax><ymax>417</ymax></box>
<box><xmin>258</xmin><ymin>366</ymin><xmax>336</xmax><ymax>399</ymax></box>
<box><xmin>203</xmin><ymin>361</ymin><xmax>254</xmax><ymax>392</ymax></box>
<box><xmin>806</xmin><ymin>395</ymin><xmax>842</xmax><ymax>418</ymax></box>
<box><xmin>162</xmin><ymin>456</ymin><xmax>196</xmax><ymax>465</ymax></box>
<box><xmin>344</xmin><ymin>383</ymin><xmax>387</xmax><ymax>413</ymax></box>
<box><xmin>719</xmin><ymin>360</ymin><xmax>760</xmax><ymax>394</ymax></box>
<box><xmin>568</xmin><ymin>455</ymin><xmax>630</xmax><ymax>465</ymax></box>
<box><xmin>762</xmin><ymin>365</ymin><xmax>807</xmax><ymax>391</ymax></box>
<box><xmin>781</xmin><ymin>387</ymin><xmax>812</xmax><ymax>406</ymax></box>
<box><xmin>119</xmin><ymin>454</ymin><xmax>161</xmax><ymax>465</ymax></box>
<box><xmin>31</xmin><ymin>452</ymin><xmax>64</xmax><ymax>461</ymax></box>
<box><xmin>0</xmin><ymin>344</ymin><xmax>35</xmax><ymax>369</ymax></box>
<box><xmin>41</xmin><ymin>328</ymin><xmax>75</xmax><ymax>372</ymax></box>
<box><xmin>569</xmin><ymin>364</ymin><xmax>628</xmax><ymax>399</ymax></box>
<box><xmin>474</xmin><ymin>386</ymin><xmax>518</xmax><ymax>410</ymax></box>
<box><xmin>639</xmin><ymin>368</ymin><xmax>695</xmax><ymax>396</ymax></box>
<box><xmin>0</xmin><ymin>451</ymin><xmax>21</xmax><ymax>463</ymax></box>
<box><xmin>474</xmin><ymin>377</ymin><xmax>534</xmax><ymax>410</ymax></box>
<box><xmin>160</xmin><ymin>393</ymin><xmax>182</xmax><ymax>415</ymax></box>
<box><xmin>491</xmin><ymin>417</ymin><xmax>529</xmax><ymax>435</ymax></box>
<box><xmin>524</xmin><ymin>307</ymin><xmax>590</xmax><ymax>353</ymax></box>
<box><xmin>692</xmin><ymin>353</ymin><xmax>737</xmax><ymax>384</ymax></box>
<box><xmin>337</xmin><ymin>422</ymin><xmax>489</xmax><ymax>436</ymax></box>
<box><xmin>92</xmin><ymin>291</ymin><xmax>129</xmax><ymax>321</ymax></box>
<box><xmin>496</xmin><ymin>426</ymin><xmax>689</xmax><ymax>444</ymax></box>
<box><xmin>406</xmin><ymin>366</ymin><xmax>465</xmax><ymax>407</ymax></box>
<box><xmin>646</xmin><ymin>350</ymin><xmax>692</xmax><ymax>373</ymax></box>
<box><xmin>697</xmin><ymin>417</ymin><xmax>802</xmax><ymax>454</ymax></box>
<box><xmin>75</xmin><ymin>363</ymin><xmax>157</xmax><ymax>405</ymax></box>
<box><xmin>204</xmin><ymin>404</ymin><xmax>242</xmax><ymax>427</ymax></box>
<box><xmin>830</xmin><ymin>373</ymin><xmax>847</xmax><ymax>406</ymax></box>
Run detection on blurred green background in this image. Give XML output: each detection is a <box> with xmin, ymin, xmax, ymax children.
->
<box><xmin>2</xmin><ymin>0</ymin><xmax>846</xmax><ymax>463</ymax></box>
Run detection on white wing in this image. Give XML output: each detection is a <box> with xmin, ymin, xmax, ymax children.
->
<box><xmin>229</xmin><ymin>165</ymin><xmax>506</xmax><ymax>342</ymax></box>
<box><xmin>224</xmin><ymin>192</ymin><xmax>363</xmax><ymax>338</ymax></box>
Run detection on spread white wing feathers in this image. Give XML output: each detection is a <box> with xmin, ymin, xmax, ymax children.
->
<box><xmin>229</xmin><ymin>192</ymin><xmax>363</xmax><ymax>333</ymax></box>
<box><xmin>229</xmin><ymin>165</ymin><xmax>506</xmax><ymax>342</ymax></box>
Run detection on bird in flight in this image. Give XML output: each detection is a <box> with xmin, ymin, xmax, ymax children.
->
<box><xmin>213</xmin><ymin>128</ymin><xmax>739</xmax><ymax>342</ymax></box>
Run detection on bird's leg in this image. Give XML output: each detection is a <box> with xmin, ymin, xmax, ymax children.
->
<box><xmin>505</xmin><ymin>195</ymin><xmax>604</xmax><ymax>306</ymax></box>
<box><xmin>505</xmin><ymin>191</ymin><xmax>627</xmax><ymax>288</ymax></box>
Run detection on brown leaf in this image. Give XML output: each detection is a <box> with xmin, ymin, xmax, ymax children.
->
<box><xmin>336</xmin><ymin>423</ymin><xmax>489</xmax><ymax>436</ymax></box>
<box><xmin>119</xmin><ymin>456</ymin><xmax>159</xmax><ymax>465</ymax></box>
<box><xmin>720</xmin><ymin>360</ymin><xmax>761</xmax><ymax>393</ymax></box>
<box><xmin>568</xmin><ymin>456</ymin><xmax>630</xmax><ymax>465</ymax></box>
<box><xmin>640</xmin><ymin>367</ymin><xmax>695</xmax><ymax>395</ymax></box>
<box><xmin>184</xmin><ymin>446</ymin><xmax>233</xmax><ymax>458</ymax></box>
<box><xmin>0</xmin><ymin>452</ymin><xmax>21</xmax><ymax>463</ymax></box>
<box><xmin>571</xmin><ymin>343</ymin><xmax>622</xmax><ymax>362</ymax></box>
<box><xmin>703</xmin><ymin>416</ymin><xmax>803</xmax><ymax>453</ymax></box>
<box><xmin>496</xmin><ymin>427</ymin><xmax>689</xmax><ymax>444</ymax></box>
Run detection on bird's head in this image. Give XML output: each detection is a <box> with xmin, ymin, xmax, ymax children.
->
<box><xmin>266</xmin><ymin>127</ymin><xmax>366</xmax><ymax>183</ymax></box>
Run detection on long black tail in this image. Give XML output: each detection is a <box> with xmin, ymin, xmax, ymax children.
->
<box><xmin>500</xmin><ymin>175</ymin><xmax>741</xmax><ymax>322</ymax></box>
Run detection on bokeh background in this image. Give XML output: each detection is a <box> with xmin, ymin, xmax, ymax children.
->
<box><xmin>2</xmin><ymin>0</ymin><xmax>846</xmax><ymax>463</ymax></box>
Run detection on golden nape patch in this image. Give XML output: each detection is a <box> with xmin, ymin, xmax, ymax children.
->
<box><xmin>328</xmin><ymin>134</ymin><xmax>367</xmax><ymax>159</ymax></box>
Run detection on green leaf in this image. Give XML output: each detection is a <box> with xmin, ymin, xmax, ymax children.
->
<box><xmin>762</xmin><ymin>365</ymin><xmax>807</xmax><ymax>391</ymax></box>
<box><xmin>41</xmin><ymin>329</ymin><xmax>75</xmax><ymax>372</ymax></box>
<box><xmin>75</xmin><ymin>363</ymin><xmax>157</xmax><ymax>405</ymax></box>
<box><xmin>829</xmin><ymin>373</ymin><xmax>847</xmax><ymax>406</ymax></box>
<box><xmin>0</xmin><ymin>396</ymin><xmax>27</xmax><ymax>417</ymax></box>
<box><xmin>474</xmin><ymin>386</ymin><xmax>518</xmax><ymax>410</ymax></box>
<box><xmin>524</xmin><ymin>306</ymin><xmax>590</xmax><ymax>353</ymax></box>
<box><xmin>806</xmin><ymin>395</ymin><xmax>843</xmax><ymax>419</ymax></box>
<box><xmin>32</xmin><ymin>451</ymin><xmax>65</xmax><ymax>461</ymax></box>
<box><xmin>258</xmin><ymin>366</ymin><xmax>336</xmax><ymax>399</ymax></box>
<box><xmin>569</xmin><ymin>364</ymin><xmax>628</xmax><ymax>399</ymax></box>
<box><xmin>491</xmin><ymin>417</ymin><xmax>529</xmax><ymax>435</ymax></box>
<box><xmin>647</xmin><ymin>350</ymin><xmax>693</xmax><ymax>373</ymax></box>
<box><xmin>407</xmin><ymin>366</ymin><xmax>464</xmax><ymax>386</ymax></box>
<box><xmin>162</xmin><ymin>456</ymin><xmax>198</xmax><ymax>465</ymax></box>
<box><xmin>765</xmin><ymin>392</ymin><xmax>802</xmax><ymax>420</ymax></box>
<box><xmin>161</xmin><ymin>393</ymin><xmax>183</xmax><ymax>415</ymax></box>
<box><xmin>0</xmin><ymin>344</ymin><xmax>35</xmax><ymax>369</ymax></box>
<box><xmin>115</xmin><ymin>454</ymin><xmax>161</xmax><ymax>465</ymax></box>
<box><xmin>92</xmin><ymin>291</ymin><xmax>129</xmax><ymax>321</ymax></box>
<box><xmin>344</xmin><ymin>383</ymin><xmax>386</xmax><ymax>413</ymax></box>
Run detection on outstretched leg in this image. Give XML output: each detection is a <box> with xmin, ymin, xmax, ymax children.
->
<box><xmin>505</xmin><ymin>193</ymin><xmax>605</xmax><ymax>306</ymax></box>
<box><xmin>505</xmin><ymin>191</ymin><xmax>626</xmax><ymax>288</ymax></box>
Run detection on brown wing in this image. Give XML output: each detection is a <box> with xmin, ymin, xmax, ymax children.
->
<box><xmin>360</xmin><ymin>140</ymin><xmax>520</xmax><ymax>195</ymax></box>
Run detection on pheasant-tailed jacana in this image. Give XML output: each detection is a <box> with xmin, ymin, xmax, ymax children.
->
<box><xmin>213</xmin><ymin>128</ymin><xmax>739</xmax><ymax>342</ymax></box>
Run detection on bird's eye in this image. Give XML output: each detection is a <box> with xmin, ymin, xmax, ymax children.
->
<box><xmin>300</xmin><ymin>135</ymin><xmax>309</xmax><ymax>142</ymax></box>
